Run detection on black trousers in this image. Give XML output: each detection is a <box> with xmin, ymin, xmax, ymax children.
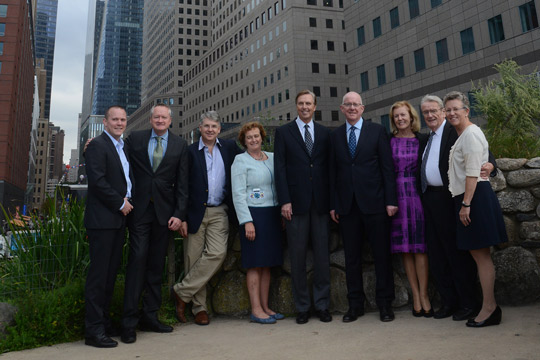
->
<box><xmin>423</xmin><ymin>188</ymin><xmax>478</xmax><ymax>309</ymax></box>
<box><xmin>339</xmin><ymin>201</ymin><xmax>395</xmax><ymax>309</ymax></box>
<box><xmin>85</xmin><ymin>226</ymin><xmax>125</xmax><ymax>337</ymax></box>
<box><xmin>122</xmin><ymin>202</ymin><xmax>170</xmax><ymax>329</ymax></box>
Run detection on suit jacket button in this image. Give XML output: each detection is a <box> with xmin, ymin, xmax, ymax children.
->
<box><xmin>310</xmin><ymin>164</ymin><xmax>314</xmax><ymax>167</ymax></box>
<box><xmin>203</xmin><ymin>202</ymin><xmax>207</xmax><ymax>206</ymax></box>
<box><xmin>206</xmin><ymin>189</ymin><xmax>208</xmax><ymax>192</ymax></box>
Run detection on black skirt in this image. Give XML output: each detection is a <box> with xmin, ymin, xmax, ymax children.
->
<box><xmin>454</xmin><ymin>181</ymin><xmax>508</xmax><ymax>250</ymax></box>
<box><xmin>239</xmin><ymin>206</ymin><xmax>283</xmax><ymax>268</ymax></box>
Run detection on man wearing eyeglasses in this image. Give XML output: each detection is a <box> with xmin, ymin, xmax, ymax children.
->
<box><xmin>329</xmin><ymin>91</ymin><xmax>398</xmax><ymax>323</ymax></box>
<box><xmin>419</xmin><ymin>94</ymin><xmax>495</xmax><ymax>321</ymax></box>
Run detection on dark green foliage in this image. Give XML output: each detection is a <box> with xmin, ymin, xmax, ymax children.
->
<box><xmin>472</xmin><ymin>60</ymin><xmax>540</xmax><ymax>158</ymax></box>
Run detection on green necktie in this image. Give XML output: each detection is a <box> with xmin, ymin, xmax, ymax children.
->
<box><xmin>153</xmin><ymin>136</ymin><xmax>163</xmax><ymax>172</ymax></box>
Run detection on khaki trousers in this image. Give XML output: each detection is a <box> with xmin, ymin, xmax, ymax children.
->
<box><xmin>174</xmin><ymin>204</ymin><xmax>229</xmax><ymax>315</ymax></box>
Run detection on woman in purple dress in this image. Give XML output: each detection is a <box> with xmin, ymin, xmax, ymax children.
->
<box><xmin>389</xmin><ymin>101</ymin><xmax>432</xmax><ymax>317</ymax></box>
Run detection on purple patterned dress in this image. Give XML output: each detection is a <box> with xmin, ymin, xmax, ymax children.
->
<box><xmin>390</xmin><ymin>136</ymin><xmax>426</xmax><ymax>253</ymax></box>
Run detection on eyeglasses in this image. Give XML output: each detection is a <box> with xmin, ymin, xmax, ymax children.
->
<box><xmin>421</xmin><ymin>108</ymin><xmax>441</xmax><ymax>116</ymax></box>
<box><xmin>342</xmin><ymin>103</ymin><xmax>364</xmax><ymax>108</ymax></box>
<box><xmin>444</xmin><ymin>107</ymin><xmax>467</xmax><ymax>113</ymax></box>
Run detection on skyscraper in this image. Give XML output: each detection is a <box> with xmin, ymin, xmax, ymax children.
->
<box><xmin>34</xmin><ymin>0</ymin><xmax>58</xmax><ymax>120</ymax></box>
<box><xmin>90</xmin><ymin>0</ymin><xmax>143</xmax><ymax>116</ymax></box>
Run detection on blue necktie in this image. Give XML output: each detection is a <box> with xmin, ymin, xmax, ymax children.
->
<box><xmin>304</xmin><ymin>125</ymin><xmax>313</xmax><ymax>155</ymax></box>
<box><xmin>348</xmin><ymin>126</ymin><xmax>357</xmax><ymax>157</ymax></box>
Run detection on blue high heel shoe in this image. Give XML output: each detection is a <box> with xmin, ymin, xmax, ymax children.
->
<box><xmin>270</xmin><ymin>313</ymin><xmax>285</xmax><ymax>320</ymax></box>
<box><xmin>250</xmin><ymin>314</ymin><xmax>277</xmax><ymax>324</ymax></box>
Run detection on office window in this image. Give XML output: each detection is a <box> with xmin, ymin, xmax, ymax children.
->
<box><xmin>377</xmin><ymin>64</ymin><xmax>386</xmax><ymax>86</ymax></box>
<box><xmin>488</xmin><ymin>15</ymin><xmax>505</xmax><ymax>44</ymax></box>
<box><xmin>357</xmin><ymin>26</ymin><xmax>365</xmax><ymax>46</ymax></box>
<box><xmin>0</xmin><ymin>23</ymin><xmax>4</xmax><ymax>36</ymax></box>
<box><xmin>0</xmin><ymin>5</ymin><xmax>6</xmax><ymax>17</ymax></box>
<box><xmin>323</xmin><ymin>0</ymin><xmax>333</xmax><ymax>6</ymax></box>
<box><xmin>381</xmin><ymin>115</ymin><xmax>390</xmax><ymax>132</ymax></box>
<box><xmin>332</xmin><ymin>110</ymin><xmax>339</xmax><ymax>121</ymax></box>
<box><xmin>326</xmin><ymin>19</ymin><xmax>333</xmax><ymax>28</ymax></box>
<box><xmin>311</xmin><ymin>40</ymin><xmax>318</xmax><ymax>50</ymax></box>
<box><xmin>460</xmin><ymin>27</ymin><xmax>475</xmax><ymax>54</ymax></box>
<box><xmin>373</xmin><ymin>17</ymin><xmax>382</xmax><ymax>38</ymax></box>
<box><xmin>408</xmin><ymin>0</ymin><xmax>419</xmax><ymax>19</ymax></box>
<box><xmin>313</xmin><ymin>86</ymin><xmax>321</xmax><ymax>97</ymax></box>
<box><xmin>394</xmin><ymin>56</ymin><xmax>405</xmax><ymax>79</ymax></box>
<box><xmin>0</xmin><ymin>42</ymin><xmax>3</xmax><ymax>55</ymax></box>
<box><xmin>520</xmin><ymin>1</ymin><xmax>539</xmax><ymax>32</ymax></box>
<box><xmin>314</xmin><ymin>110</ymin><xmax>322</xmax><ymax>121</ymax></box>
<box><xmin>414</xmin><ymin>48</ymin><xmax>426</xmax><ymax>72</ymax></box>
<box><xmin>330</xmin><ymin>87</ymin><xmax>338</xmax><ymax>97</ymax></box>
<box><xmin>361</xmin><ymin>71</ymin><xmax>369</xmax><ymax>91</ymax></box>
<box><xmin>436</xmin><ymin>38</ymin><xmax>449</xmax><ymax>64</ymax></box>
<box><xmin>390</xmin><ymin>7</ymin><xmax>399</xmax><ymax>29</ymax></box>
<box><xmin>309</xmin><ymin>17</ymin><xmax>317</xmax><ymax>27</ymax></box>
<box><xmin>0</xmin><ymin>61</ymin><xmax>2</xmax><ymax>74</ymax></box>
<box><xmin>329</xmin><ymin>63</ymin><xmax>336</xmax><ymax>74</ymax></box>
<box><xmin>431</xmin><ymin>0</ymin><xmax>442</xmax><ymax>8</ymax></box>
<box><xmin>312</xmin><ymin>63</ymin><xmax>320</xmax><ymax>73</ymax></box>
<box><xmin>307</xmin><ymin>0</ymin><xmax>317</xmax><ymax>4</ymax></box>
<box><xmin>327</xmin><ymin>41</ymin><xmax>335</xmax><ymax>51</ymax></box>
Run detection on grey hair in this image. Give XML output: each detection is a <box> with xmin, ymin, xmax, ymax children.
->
<box><xmin>420</xmin><ymin>94</ymin><xmax>443</xmax><ymax>108</ymax></box>
<box><xmin>200</xmin><ymin>110</ymin><xmax>221</xmax><ymax>125</ymax></box>
<box><xmin>150</xmin><ymin>104</ymin><xmax>172</xmax><ymax>117</ymax></box>
<box><xmin>443</xmin><ymin>91</ymin><xmax>470</xmax><ymax>110</ymax></box>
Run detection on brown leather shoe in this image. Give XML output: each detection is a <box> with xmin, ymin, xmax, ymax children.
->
<box><xmin>194</xmin><ymin>311</ymin><xmax>210</xmax><ymax>326</ymax></box>
<box><xmin>171</xmin><ymin>287</ymin><xmax>187</xmax><ymax>323</ymax></box>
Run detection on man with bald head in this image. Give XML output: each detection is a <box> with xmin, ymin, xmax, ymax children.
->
<box><xmin>329</xmin><ymin>92</ymin><xmax>398</xmax><ymax>323</ymax></box>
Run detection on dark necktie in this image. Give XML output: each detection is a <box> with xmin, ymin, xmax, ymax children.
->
<box><xmin>348</xmin><ymin>126</ymin><xmax>357</xmax><ymax>157</ymax></box>
<box><xmin>304</xmin><ymin>124</ymin><xmax>313</xmax><ymax>155</ymax></box>
<box><xmin>153</xmin><ymin>136</ymin><xmax>163</xmax><ymax>172</ymax></box>
<box><xmin>421</xmin><ymin>132</ymin><xmax>434</xmax><ymax>193</ymax></box>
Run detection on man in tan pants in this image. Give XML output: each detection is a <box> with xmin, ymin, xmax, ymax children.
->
<box><xmin>173</xmin><ymin>111</ymin><xmax>242</xmax><ymax>325</ymax></box>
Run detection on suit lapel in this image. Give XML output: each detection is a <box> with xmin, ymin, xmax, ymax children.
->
<box><xmin>352</xmin><ymin>121</ymin><xmax>368</xmax><ymax>159</ymax></box>
<box><xmin>103</xmin><ymin>133</ymin><xmax>126</xmax><ymax>182</ymax></box>
<box><xmin>196</xmin><ymin>144</ymin><xmax>209</xmax><ymax>188</ymax></box>
<box><xmin>144</xmin><ymin>130</ymin><xmax>154</xmax><ymax>173</ymax></box>
<box><xmin>288</xmin><ymin>120</ymin><xmax>310</xmax><ymax>157</ymax></box>
<box><xmin>439</xmin><ymin>122</ymin><xmax>451</xmax><ymax>168</ymax></box>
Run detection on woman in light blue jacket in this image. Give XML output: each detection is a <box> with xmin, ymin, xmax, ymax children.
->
<box><xmin>232</xmin><ymin>122</ymin><xmax>284</xmax><ymax>324</ymax></box>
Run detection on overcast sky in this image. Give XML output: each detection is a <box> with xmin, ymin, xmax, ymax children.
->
<box><xmin>49</xmin><ymin>0</ymin><xmax>89</xmax><ymax>163</ymax></box>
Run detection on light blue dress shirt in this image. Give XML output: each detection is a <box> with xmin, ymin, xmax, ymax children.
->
<box><xmin>346</xmin><ymin>117</ymin><xmax>363</xmax><ymax>146</ymax></box>
<box><xmin>295</xmin><ymin>116</ymin><xmax>315</xmax><ymax>142</ymax></box>
<box><xmin>103</xmin><ymin>130</ymin><xmax>132</xmax><ymax>208</ymax></box>
<box><xmin>199</xmin><ymin>137</ymin><xmax>226</xmax><ymax>206</ymax></box>
<box><xmin>147</xmin><ymin>129</ymin><xmax>169</xmax><ymax>169</ymax></box>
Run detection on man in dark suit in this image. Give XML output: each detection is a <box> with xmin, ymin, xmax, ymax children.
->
<box><xmin>419</xmin><ymin>95</ymin><xmax>495</xmax><ymax>321</ymax></box>
<box><xmin>120</xmin><ymin>104</ymin><xmax>188</xmax><ymax>343</ymax></box>
<box><xmin>172</xmin><ymin>111</ymin><xmax>242</xmax><ymax>326</ymax></box>
<box><xmin>274</xmin><ymin>90</ymin><xmax>332</xmax><ymax>324</ymax></box>
<box><xmin>329</xmin><ymin>91</ymin><xmax>398</xmax><ymax>323</ymax></box>
<box><xmin>84</xmin><ymin>106</ymin><xmax>133</xmax><ymax>348</ymax></box>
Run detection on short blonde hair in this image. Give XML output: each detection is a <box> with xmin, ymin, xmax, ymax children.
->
<box><xmin>238</xmin><ymin>121</ymin><xmax>267</xmax><ymax>148</ymax></box>
<box><xmin>389</xmin><ymin>101</ymin><xmax>421</xmax><ymax>134</ymax></box>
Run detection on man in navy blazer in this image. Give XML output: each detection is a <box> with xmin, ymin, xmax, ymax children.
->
<box><xmin>84</xmin><ymin>106</ymin><xmax>133</xmax><ymax>348</ymax></box>
<box><xmin>329</xmin><ymin>91</ymin><xmax>398</xmax><ymax>323</ymax></box>
<box><xmin>173</xmin><ymin>111</ymin><xmax>242</xmax><ymax>326</ymax></box>
<box><xmin>120</xmin><ymin>104</ymin><xmax>188</xmax><ymax>343</ymax></box>
<box><xmin>274</xmin><ymin>90</ymin><xmax>332</xmax><ymax>324</ymax></box>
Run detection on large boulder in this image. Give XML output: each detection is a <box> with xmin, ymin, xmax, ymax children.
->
<box><xmin>497</xmin><ymin>190</ymin><xmax>536</xmax><ymax>213</ymax></box>
<box><xmin>531</xmin><ymin>186</ymin><xmax>540</xmax><ymax>199</ymax></box>
<box><xmin>520</xmin><ymin>221</ymin><xmax>540</xmax><ymax>240</ymax></box>
<box><xmin>489</xmin><ymin>169</ymin><xmax>507</xmax><ymax>192</ymax></box>
<box><xmin>330</xmin><ymin>249</ymin><xmax>346</xmax><ymax>269</ymax></box>
<box><xmin>329</xmin><ymin>266</ymin><xmax>348</xmax><ymax>313</ymax></box>
<box><xmin>506</xmin><ymin>169</ymin><xmax>540</xmax><ymax>188</ymax></box>
<box><xmin>525</xmin><ymin>157</ymin><xmax>540</xmax><ymax>168</ymax></box>
<box><xmin>268</xmin><ymin>275</ymin><xmax>296</xmax><ymax>315</ymax></box>
<box><xmin>496</xmin><ymin>158</ymin><xmax>527</xmax><ymax>171</ymax></box>
<box><xmin>0</xmin><ymin>302</ymin><xmax>17</xmax><ymax>336</ymax></box>
<box><xmin>212</xmin><ymin>271</ymin><xmax>250</xmax><ymax>316</ymax></box>
<box><xmin>493</xmin><ymin>247</ymin><xmax>540</xmax><ymax>305</ymax></box>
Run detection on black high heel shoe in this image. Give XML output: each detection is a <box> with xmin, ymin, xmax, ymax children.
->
<box><xmin>466</xmin><ymin>306</ymin><xmax>501</xmax><ymax>328</ymax></box>
<box><xmin>412</xmin><ymin>308</ymin><xmax>424</xmax><ymax>317</ymax></box>
<box><xmin>423</xmin><ymin>308</ymin><xmax>434</xmax><ymax>318</ymax></box>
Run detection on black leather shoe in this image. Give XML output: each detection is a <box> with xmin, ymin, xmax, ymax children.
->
<box><xmin>343</xmin><ymin>308</ymin><xmax>365</xmax><ymax>323</ymax></box>
<box><xmin>315</xmin><ymin>309</ymin><xmax>332</xmax><ymax>322</ymax></box>
<box><xmin>296</xmin><ymin>311</ymin><xmax>310</xmax><ymax>324</ymax></box>
<box><xmin>453</xmin><ymin>307</ymin><xmax>478</xmax><ymax>321</ymax></box>
<box><xmin>434</xmin><ymin>305</ymin><xmax>456</xmax><ymax>319</ymax></box>
<box><xmin>85</xmin><ymin>333</ymin><xmax>118</xmax><ymax>348</ymax></box>
<box><xmin>466</xmin><ymin>306</ymin><xmax>502</xmax><ymax>328</ymax></box>
<box><xmin>121</xmin><ymin>328</ymin><xmax>136</xmax><ymax>344</ymax></box>
<box><xmin>139</xmin><ymin>318</ymin><xmax>173</xmax><ymax>333</ymax></box>
<box><xmin>379</xmin><ymin>306</ymin><xmax>395</xmax><ymax>322</ymax></box>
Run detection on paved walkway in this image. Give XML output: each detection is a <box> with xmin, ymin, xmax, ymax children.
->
<box><xmin>3</xmin><ymin>303</ymin><xmax>540</xmax><ymax>360</ymax></box>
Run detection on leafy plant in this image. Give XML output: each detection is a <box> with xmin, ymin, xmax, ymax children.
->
<box><xmin>471</xmin><ymin>60</ymin><xmax>540</xmax><ymax>158</ymax></box>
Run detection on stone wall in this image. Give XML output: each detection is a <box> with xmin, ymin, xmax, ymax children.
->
<box><xmin>205</xmin><ymin>158</ymin><xmax>540</xmax><ymax>316</ymax></box>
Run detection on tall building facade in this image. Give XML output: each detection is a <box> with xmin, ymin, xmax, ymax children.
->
<box><xmin>90</xmin><ymin>0</ymin><xmax>143</xmax><ymax>116</ymax></box>
<box><xmin>0</xmin><ymin>0</ymin><xmax>35</xmax><ymax>215</ymax></box>
<box><xmin>33</xmin><ymin>0</ymin><xmax>57</xmax><ymax>120</ymax></box>
<box><xmin>343</xmin><ymin>0</ymin><xmax>540</xmax><ymax>129</ymax></box>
